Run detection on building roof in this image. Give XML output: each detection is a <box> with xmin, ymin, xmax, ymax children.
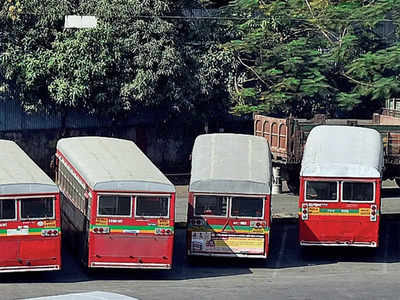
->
<box><xmin>301</xmin><ymin>126</ymin><xmax>384</xmax><ymax>178</ymax></box>
<box><xmin>0</xmin><ymin>140</ymin><xmax>58</xmax><ymax>195</ymax></box>
<box><xmin>57</xmin><ymin>137</ymin><xmax>174</xmax><ymax>193</ymax></box>
<box><xmin>189</xmin><ymin>133</ymin><xmax>272</xmax><ymax>195</ymax></box>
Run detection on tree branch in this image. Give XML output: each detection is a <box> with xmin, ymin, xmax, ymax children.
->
<box><xmin>341</xmin><ymin>72</ymin><xmax>375</xmax><ymax>87</ymax></box>
<box><xmin>236</xmin><ymin>55</ymin><xmax>268</xmax><ymax>86</ymax></box>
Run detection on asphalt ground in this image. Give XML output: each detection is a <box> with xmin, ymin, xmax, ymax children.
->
<box><xmin>1</xmin><ymin>180</ymin><xmax>400</xmax><ymax>299</ymax></box>
<box><xmin>1</xmin><ymin>217</ymin><xmax>400</xmax><ymax>300</ymax></box>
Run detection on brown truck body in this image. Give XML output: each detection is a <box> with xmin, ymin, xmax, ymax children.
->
<box><xmin>254</xmin><ymin>113</ymin><xmax>400</xmax><ymax>188</ymax></box>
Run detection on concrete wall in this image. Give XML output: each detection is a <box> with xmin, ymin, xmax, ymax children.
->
<box><xmin>0</xmin><ymin>123</ymin><xmax>200</xmax><ymax>180</ymax></box>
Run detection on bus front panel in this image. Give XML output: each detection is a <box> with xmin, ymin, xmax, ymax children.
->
<box><xmin>88</xmin><ymin>192</ymin><xmax>175</xmax><ymax>269</ymax></box>
<box><xmin>0</xmin><ymin>195</ymin><xmax>61</xmax><ymax>272</ymax></box>
<box><xmin>299</xmin><ymin>178</ymin><xmax>380</xmax><ymax>247</ymax></box>
<box><xmin>187</xmin><ymin>193</ymin><xmax>270</xmax><ymax>258</ymax></box>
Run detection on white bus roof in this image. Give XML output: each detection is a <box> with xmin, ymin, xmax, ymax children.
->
<box><xmin>301</xmin><ymin>126</ymin><xmax>384</xmax><ymax>178</ymax></box>
<box><xmin>0</xmin><ymin>140</ymin><xmax>58</xmax><ymax>195</ymax></box>
<box><xmin>189</xmin><ymin>133</ymin><xmax>272</xmax><ymax>195</ymax></box>
<box><xmin>56</xmin><ymin>137</ymin><xmax>175</xmax><ymax>193</ymax></box>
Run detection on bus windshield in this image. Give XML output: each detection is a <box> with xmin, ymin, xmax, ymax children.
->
<box><xmin>98</xmin><ymin>195</ymin><xmax>131</xmax><ymax>216</ymax></box>
<box><xmin>0</xmin><ymin>199</ymin><xmax>16</xmax><ymax>220</ymax></box>
<box><xmin>195</xmin><ymin>195</ymin><xmax>227</xmax><ymax>216</ymax></box>
<box><xmin>306</xmin><ymin>181</ymin><xmax>338</xmax><ymax>201</ymax></box>
<box><xmin>135</xmin><ymin>196</ymin><xmax>169</xmax><ymax>217</ymax></box>
<box><xmin>343</xmin><ymin>182</ymin><xmax>374</xmax><ymax>202</ymax></box>
<box><xmin>21</xmin><ymin>198</ymin><xmax>54</xmax><ymax>219</ymax></box>
<box><xmin>231</xmin><ymin>197</ymin><xmax>264</xmax><ymax>218</ymax></box>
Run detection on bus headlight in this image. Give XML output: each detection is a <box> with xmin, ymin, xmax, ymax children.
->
<box><xmin>370</xmin><ymin>205</ymin><xmax>377</xmax><ymax>222</ymax></box>
<box><xmin>155</xmin><ymin>228</ymin><xmax>173</xmax><ymax>235</ymax></box>
<box><xmin>191</xmin><ymin>219</ymin><xmax>204</xmax><ymax>226</ymax></box>
<box><xmin>93</xmin><ymin>227</ymin><xmax>110</xmax><ymax>234</ymax></box>
<box><xmin>250</xmin><ymin>221</ymin><xmax>266</xmax><ymax>228</ymax></box>
<box><xmin>41</xmin><ymin>229</ymin><xmax>59</xmax><ymax>237</ymax></box>
<box><xmin>302</xmin><ymin>204</ymin><xmax>309</xmax><ymax>220</ymax></box>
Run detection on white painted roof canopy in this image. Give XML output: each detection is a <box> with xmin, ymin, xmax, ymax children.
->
<box><xmin>301</xmin><ymin>126</ymin><xmax>384</xmax><ymax>178</ymax></box>
<box><xmin>190</xmin><ymin>134</ymin><xmax>272</xmax><ymax>195</ymax></box>
<box><xmin>0</xmin><ymin>140</ymin><xmax>58</xmax><ymax>195</ymax></box>
<box><xmin>57</xmin><ymin>137</ymin><xmax>174</xmax><ymax>193</ymax></box>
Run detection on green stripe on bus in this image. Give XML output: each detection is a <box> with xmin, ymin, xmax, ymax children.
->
<box><xmin>90</xmin><ymin>225</ymin><xmax>174</xmax><ymax>231</ymax></box>
<box><xmin>0</xmin><ymin>227</ymin><xmax>59</xmax><ymax>233</ymax></box>
<box><xmin>319</xmin><ymin>209</ymin><xmax>360</xmax><ymax>213</ymax></box>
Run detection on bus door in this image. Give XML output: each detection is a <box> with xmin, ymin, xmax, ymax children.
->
<box><xmin>189</xmin><ymin>194</ymin><xmax>269</xmax><ymax>257</ymax></box>
<box><xmin>0</xmin><ymin>196</ymin><xmax>61</xmax><ymax>272</ymax></box>
<box><xmin>300</xmin><ymin>179</ymin><xmax>380</xmax><ymax>247</ymax></box>
<box><xmin>90</xmin><ymin>193</ymin><xmax>174</xmax><ymax>268</ymax></box>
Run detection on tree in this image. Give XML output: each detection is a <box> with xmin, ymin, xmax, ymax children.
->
<box><xmin>0</xmin><ymin>0</ymin><xmax>235</xmax><ymax>121</ymax></box>
<box><xmin>224</xmin><ymin>0</ymin><xmax>400</xmax><ymax>118</ymax></box>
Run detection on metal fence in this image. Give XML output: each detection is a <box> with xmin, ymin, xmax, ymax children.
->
<box><xmin>0</xmin><ymin>96</ymin><xmax>152</xmax><ymax>131</ymax></box>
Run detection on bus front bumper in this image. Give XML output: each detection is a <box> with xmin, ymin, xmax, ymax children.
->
<box><xmin>90</xmin><ymin>262</ymin><xmax>172</xmax><ymax>269</ymax></box>
<box><xmin>0</xmin><ymin>265</ymin><xmax>60</xmax><ymax>273</ymax></box>
<box><xmin>300</xmin><ymin>241</ymin><xmax>377</xmax><ymax>247</ymax></box>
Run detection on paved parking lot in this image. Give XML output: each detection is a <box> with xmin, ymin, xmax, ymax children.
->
<box><xmin>1</xmin><ymin>217</ymin><xmax>400</xmax><ymax>300</ymax></box>
<box><xmin>1</xmin><ymin>180</ymin><xmax>400</xmax><ymax>299</ymax></box>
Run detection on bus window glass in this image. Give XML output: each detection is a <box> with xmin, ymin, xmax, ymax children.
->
<box><xmin>195</xmin><ymin>195</ymin><xmax>227</xmax><ymax>216</ymax></box>
<box><xmin>0</xmin><ymin>199</ymin><xmax>15</xmax><ymax>220</ymax></box>
<box><xmin>231</xmin><ymin>197</ymin><xmax>264</xmax><ymax>218</ymax></box>
<box><xmin>135</xmin><ymin>196</ymin><xmax>169</xmax><ymax>217</ymax></box>
<box><xmin>98</xmin><ymin>195</ymin><xmax>131</xmax><ymax>216</ymax></box>
<box><xmin>343</xmin><ymin>182</ymin><xmax>374</xmax><ymax>202</ymax></box>
<box><xmin>306</xmin><ymin>181</ymin><xmax>338</xmax><ymax>201</ymax></box>
<box><xmin>21</xmin><ymin>198</ymin><xmax>54</xmax><ymax>219</ymax></box>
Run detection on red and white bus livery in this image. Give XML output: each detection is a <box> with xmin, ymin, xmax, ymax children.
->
<box><xmin>0</xmin><ymin>140</ymin><xmax>61</xmax><ymax>273</ymax></box>
<box><xmin>299</xmin><ymin>126</ymin><xmax>384</xmax><ymax>247</ymax></box>
<box><xmin>56</xmin><ymin>137</ymin><xmax>175</xmax><ymax>269</ymax></box>
<box><xmin>187</xmin><ymin>134</ymin><xmax>272</xmax><ymax>258</ymax></box>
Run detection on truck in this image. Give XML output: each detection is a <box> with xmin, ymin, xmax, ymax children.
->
<box><xmin>254</xmin><ymin>98</ymin><xmax>400</xmax><ymax>193</ymax></box>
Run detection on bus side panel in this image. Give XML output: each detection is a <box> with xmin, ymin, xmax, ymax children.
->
<box><xmin>264</xmin><ymin>194</ymin><xmax>271</xmax><ymax>257</ymax></box>
<box><xmin>186</xmin><ymin>192</ymin><xmax>194</xmax><ymax>255</ymax></box>
<box><xmin>61</xmin><ymin>192</ymin><xmax>90</xmax><ymax>267</ymax></box>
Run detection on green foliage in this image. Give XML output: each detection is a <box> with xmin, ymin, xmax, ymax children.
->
<box><xmin>225</xmin><ymin>0</ymin><xmax>400</xmax><ymax>118</ymax></box>
<box><xmin>0</xmin><ymin>0</ymin><xmax>234</xmax><ymax>120</ymax></box>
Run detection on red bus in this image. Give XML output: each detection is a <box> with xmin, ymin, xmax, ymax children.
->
<box><xmin>56</xmin><ymin>137</ymin><xmax>175</xmax><ymax>269</ymax></box>
<box><xmin>0</xmin><ymin>140</ymin><xmax>61</xmax><ymax>273</ymax></box>
<box><xmin>187</xmin><ymin>134</ymin><xmax>272</xmax><ymax>258</ymax></box>
<box><xmin>299</xmin><ymin>126</ymin><xmax>384</xmax><ymax>247</ymax></box>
